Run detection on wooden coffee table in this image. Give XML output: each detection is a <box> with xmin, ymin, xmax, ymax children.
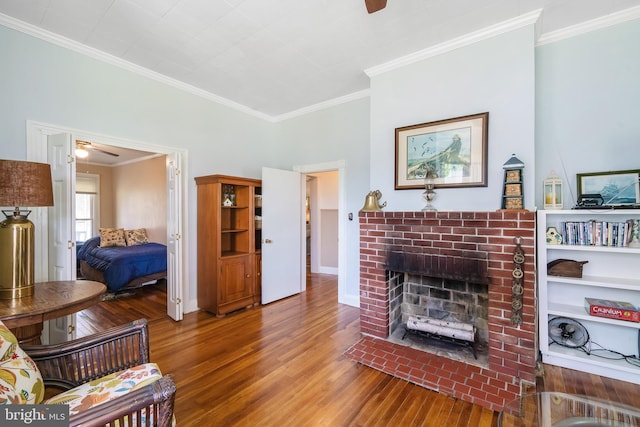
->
<box><xmin>0</xmin><ymin>280</ymin><xmax>106</xmax><ymax>344</ymax></box>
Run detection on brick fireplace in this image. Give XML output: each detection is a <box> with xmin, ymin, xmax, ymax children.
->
<box><xmin>345</xmin><ymin>210</ymin><xmax>536</xmax><ymax>411</ymax></box>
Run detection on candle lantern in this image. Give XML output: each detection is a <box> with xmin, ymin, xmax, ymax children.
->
<box><xmin>543</xmin><ymin>171</ymin><xmax>563</xmax><ymax>210</ymax></box>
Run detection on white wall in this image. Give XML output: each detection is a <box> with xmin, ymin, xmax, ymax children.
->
<box><xmin>535</xmin><ymin>19</ymin><xmax>640</xmax><ymax>208</ymax></box>
<box><xmin>369</xmin><ymin>25</ymin><xmax>536</xmax><ymax>212</ymax></box>
<box><xmin>313</xmin><ymin>171</ymin><xmax>339</xmax><ymax>209</ymax></box>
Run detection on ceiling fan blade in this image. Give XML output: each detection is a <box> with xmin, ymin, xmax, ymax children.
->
<box><xmin>365</xmin><ymin>0</ymin><xmax>387</xmax><ymax>14</ymax></box>
<box><xmin>91</xmin><ymin>147</ymin><xmax>120</xmax><ymax>157</ymax></box>
<box><xmin>76</xmin><ymin>140</ymin><xmax>120</xmax><ymax>157</ymax></box>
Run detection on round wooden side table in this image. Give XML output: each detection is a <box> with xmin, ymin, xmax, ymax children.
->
<box><xmin>0</xmin><ymin>280</ymin><xmax>106</xmax><ymax>344</ymax></box>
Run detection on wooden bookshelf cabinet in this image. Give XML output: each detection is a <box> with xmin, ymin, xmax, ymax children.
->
<box><xmin>537</xmin><ymin>210</ymin><xmax>640</xmax><ymax>384</ymax></box>
<box><xmin>195</xmin><ymin>174</ymin><xmax>262</xmax><ymax>316</ymax></box>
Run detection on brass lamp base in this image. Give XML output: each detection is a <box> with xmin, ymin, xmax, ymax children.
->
<box><xmin>0</xmin><ymin>283</ymin><xmax>34</xmax><ymax>299</ymax></box>
<box><xmin>0</xmin><ymin>210</ymin><xmax>35</xmax><ymax>300</ymax></box>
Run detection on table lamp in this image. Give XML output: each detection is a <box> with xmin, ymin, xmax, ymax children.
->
<box><xmin>0</xmin><ymin>159</ymin><xmax>54</xmax><ymax>299</ymax></box>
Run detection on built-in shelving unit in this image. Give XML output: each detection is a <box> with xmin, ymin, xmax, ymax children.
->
<box><xmin>538</xmin><ymin>210</ymin><xmax>640</xmax><ymax>384</ymax></box>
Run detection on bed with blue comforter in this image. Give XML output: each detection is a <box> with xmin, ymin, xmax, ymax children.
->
<box><xmin>77</xmin><ymin>236</ymin><xmax>167</xmax><ymax>292</ymax></box>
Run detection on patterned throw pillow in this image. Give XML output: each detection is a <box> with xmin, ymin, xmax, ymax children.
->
<box><xmin>125</xmin><ymin>228</ymin><xmax>149</xmax><ymax>246</ymax></box>
<box><xmin>0</xmin><ymin>321</ymin><xmax>45</xmax><ymax>405</ymax></box>
<box><xmin>99</xmin><ymin>228</ymin><xmax>126</xmax><ymax>247</ymax></box>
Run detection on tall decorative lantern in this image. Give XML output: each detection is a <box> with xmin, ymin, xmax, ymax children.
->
<box><xmin>543</xmin><ymin>171</ymin><xmax>563</xmax><ymax>210</ymax></box>
<box><xmin>501</xmin><ymin>154</ymin><xmax>525</xmax><ymax>210</ymax></box>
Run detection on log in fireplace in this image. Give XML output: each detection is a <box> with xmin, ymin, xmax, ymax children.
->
<box><xmin>403</xmin><ymin>315</ymin><xmax>478</xmax><ymax>359</ymax></box>
<box><xmin>346</xmin><ymin>210</ymin><xmax>536</xmax><ymax>411</ymax></box>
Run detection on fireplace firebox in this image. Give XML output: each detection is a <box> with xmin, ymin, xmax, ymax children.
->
<box><xmin>388</xmin><ymin>270</ymin><xmax>489</xmax><ymax>366</ymax></box>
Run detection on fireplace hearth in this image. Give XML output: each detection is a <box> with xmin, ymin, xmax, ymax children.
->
<box><xmin>346</xmin><ymin>210</ymin><xmax>536</xmax><ymax>412</ymax></box>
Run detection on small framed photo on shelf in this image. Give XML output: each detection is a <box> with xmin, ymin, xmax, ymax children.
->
<box><xmin>577</xmin><ymin>169</ymin><xmax>640</xmax><ymax>207</ymax></box>
<box><xmin>394</xmin><ymin>112</ymin><xmax>488</xmax><ymax>190</ymax></box>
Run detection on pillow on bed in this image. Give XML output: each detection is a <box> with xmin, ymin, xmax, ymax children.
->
<box><xmin>99</xmin><ymin>227</ymin><xmax>127</xmax><ymax>247</ymax></box>
<box><xmin>125</xmin><ymin>228</ymin><xmax>149</xmax><ymax>246</ymax></box>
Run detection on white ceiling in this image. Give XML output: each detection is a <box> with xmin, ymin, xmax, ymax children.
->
<box><xmin>1</xmin><ymin>0</ymin><xmax>640</xmax><ymax>121</ymax></box>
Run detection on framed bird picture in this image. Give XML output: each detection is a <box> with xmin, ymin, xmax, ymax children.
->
<box><xmin>394</xmin><ymin>112</ymin><xmax>489</xmax><ymax>190</ymax></box>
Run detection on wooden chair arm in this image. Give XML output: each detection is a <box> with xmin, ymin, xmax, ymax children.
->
<box><xmin>68</xmin><ymin>375</ymin><xmax>176</xmax><ymax>427</ymax></box>
<box><xmin>23</xmin><ymin>319</ymin><xmax>150</xmax><ymax>390</ymax></box>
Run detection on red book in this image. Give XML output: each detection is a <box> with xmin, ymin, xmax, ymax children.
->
<box><xmin>584</xmin><ymin>298</ymin><xmax>640</xmax><ymax>322</ymax></box>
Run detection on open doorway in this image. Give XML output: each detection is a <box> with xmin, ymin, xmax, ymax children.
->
<box><xmin>74</xmin><ymin>151</ymin><xmax>168</xmax><ymax>293</ymax></box>
<box><xmin>306</xmin><ymin>171</ymin><xmax>339</xmax><ymax>276</ymax></box>
<box><xmin>294</xmin><ymin>161</ymin><xmax>346</xmax><ymax>302</ymax></box>
<box><xmin>27</xmin><ymin>121</ymin><xmax>186</xmax><ymax>339</ymax></box>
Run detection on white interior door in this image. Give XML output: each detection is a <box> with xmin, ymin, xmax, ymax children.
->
<box><xmin>166</xmin><ymin>153</ymin><xmax>183</xmax><ymax>320</ymax></box>
<box><xmin>261</xmin><ymin>167</ymin><xmax>305</xmax><ymax>304</ymax></box>
<box><xmin>47</xmin><ymin>133</ymin><xmax>74</xmax><ymax>281</ymax></box>
<box><xmin>47</xmin><ymin>132</ymin><xmax>76</xmax><ymax>343</ymax></box>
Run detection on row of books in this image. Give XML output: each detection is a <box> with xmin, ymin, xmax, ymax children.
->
<box><xmin>559</xmin><ymin>220</ymin><xmax>635</xmax><ymax>247</ymax></box>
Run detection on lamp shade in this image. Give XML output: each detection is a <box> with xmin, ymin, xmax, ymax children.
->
<box><xmin>0</xmin><ymin>160</ymin><xmax>53</xmax><ymax>299</ymax></box>
<box><xmin>0</xmin><ymin>160</ymin><xmax>54</xmax><ymax>208</ymax></box>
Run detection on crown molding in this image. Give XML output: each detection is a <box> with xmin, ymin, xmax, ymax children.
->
<box><xmin>365</xmin><ymin>9</ymin><xmax>542</xmax><ymax>77</ymax></box>
<box><xmin>0</xmin><ymin>13</ymin><xmax>274</xmax><ymax>122</ymax></box>
<box><xmin>272</xmin><ymin>89</ymin><xmax>370</xmax><ymax>122</ymax></box>
<box><xmin>536</xmin><ymin>5</ymin><xmax>640</xmax><ymax>46</ymax></box>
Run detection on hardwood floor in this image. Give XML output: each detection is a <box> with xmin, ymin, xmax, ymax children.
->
<box><xmin>76</xmin><ymin>275</ymin><xmax>640</xmax><ymax>426</ymax></box>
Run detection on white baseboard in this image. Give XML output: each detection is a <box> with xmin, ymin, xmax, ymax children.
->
<box><xmin>319</xmin><ymin>266</ymin><xmax>339</xmax><ymax>275</ymax></box>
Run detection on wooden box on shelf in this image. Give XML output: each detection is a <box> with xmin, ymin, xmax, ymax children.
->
<box><xmin>195</xmin><ymin>174</ymin><xmax>262</xmax><ymax>316</ymax></box>
<box><xmin>547</xmin><ymin>259</ymin><xmax>588</xmax><ymax>278</ymax></box>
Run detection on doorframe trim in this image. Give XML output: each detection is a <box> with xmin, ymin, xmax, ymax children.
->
<box><xmin>293</xmin><ymin>160</ymin><xmax>347</xmax><ymax>305</ymax></box>
<box><xmin>25</xmin><ymin>120</ymin><xmax>188</xmax><ymax>319</ymax></box>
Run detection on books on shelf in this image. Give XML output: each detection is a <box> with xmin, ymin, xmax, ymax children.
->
<box><xmin>559</xmin><ymin>220</ymin><xmax>635</xmax><ymax>247</ymax></box>
<box><xmin>584</xmin><ymin>298</ymin><xmax>640</xmax><ymax>322</ymax></box>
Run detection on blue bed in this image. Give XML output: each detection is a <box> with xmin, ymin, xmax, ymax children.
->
<box><xmin>77</xmin><ymin>236</ymin><xmax>167</xmax><ymax>292</ymax></box>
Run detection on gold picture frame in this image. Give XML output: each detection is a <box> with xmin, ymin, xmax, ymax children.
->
<box><xmin>394</xmin><ymin>112</ymin><xmax>489</xmax><ymax>190</ymax></box>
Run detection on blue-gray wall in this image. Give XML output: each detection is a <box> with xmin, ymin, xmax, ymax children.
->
<box><xmin>1</xmin><ymin>15</ymin><xmax>639</xmax><ymax>311</ymax></box>
<box><xmin>535</xmin><ymin>19</ymin><xmax>640</xmax><ymax>207</ymax></box>
<box><xmin>369</xmin><ymin>25</ymin><xmax>536</xmax><ymax>211</ymax></box>
<box><xmin>0</xmin><ymin>24</ymin><xmax>278</xmax><ymax>313</ymax></box>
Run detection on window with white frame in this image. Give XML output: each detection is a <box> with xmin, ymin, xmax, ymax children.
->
<box><xmin>76</xmin><ymin>174</ymin><xmax>100</xmax><ymax>243</ymax></box>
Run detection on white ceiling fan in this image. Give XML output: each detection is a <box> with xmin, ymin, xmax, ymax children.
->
<box><xmin>365</xmin><ymin>0</ymin><xmax>387</xmax><ymax>14</ymax></box>
<box><xmin>75</xmin><ymin>140</ymin><xmax>120</xmax><ymax>158</ymax></box>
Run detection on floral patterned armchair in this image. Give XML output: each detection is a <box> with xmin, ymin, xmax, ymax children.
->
<box><xmin>0</xmin><ymin>318</ymin><xmax>176</xmax><ymax>427</ymax></box>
